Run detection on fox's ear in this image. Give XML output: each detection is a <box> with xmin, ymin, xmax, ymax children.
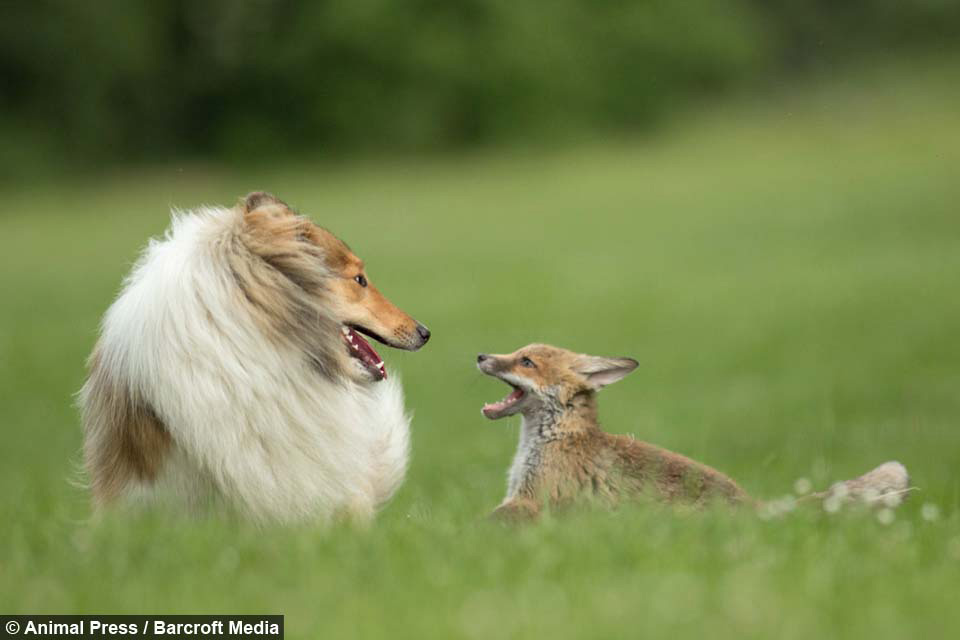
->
<box><xmin>573</xmin><ymin>355</ymin><xmax>638</xmax><ymax>389</ymax></box>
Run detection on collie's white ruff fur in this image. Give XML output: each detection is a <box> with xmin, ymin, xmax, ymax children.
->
<box><xmin>81</xmin><ymin>206</ymin><xmax>410</xmax><ymax>523</ymax></box>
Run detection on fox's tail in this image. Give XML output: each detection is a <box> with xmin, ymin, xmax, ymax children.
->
<box><xmin>812</xmin><ymin>460</ymin><xmax>913</xmax><ymax>507</ymax></box>
<box><xmin>760</xmin><ymin>461</ymin><xmax>913</xmax><ymax>518</ymax></box>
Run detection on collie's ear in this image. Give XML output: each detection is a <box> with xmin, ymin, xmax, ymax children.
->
<box><xmin>240</xmin><ymin>191</ymin><xmax>306</xmax><ymax>242</ymax></box>
<box><xmin>573</xmin><ymin>355</ymin><xmax>638</xmax><ymax>389</ymax></box>
<box><xmin>241</xmin><ymin>191</ymin><xmax>291</xmax><ymax>216</ymax></box>
<box><xmin>237</xmin><ymin>192</ymin><xmax>326</xmax><ymax>292</ymax></box>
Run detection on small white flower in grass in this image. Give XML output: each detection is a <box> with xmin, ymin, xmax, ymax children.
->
<box><xmin>921</xmin><ymin>503</ymin><xmax>940</xmax><ymax>522</ymax></box>
<box><xmin>823</xmin><ymin>495</ymin><xmax>842</xmax><ymax>514</ymax></box>
<box><xmin>881</xmin><ymin>492</ymin><xmax>902</xmax><ymax>508</ymax></box>
<box><xmin>758</xmin><ymin>503</ymin><xmax>776</xmax><ymax>520</ymax></box>
<box><xmin>760</xmin><ymin>496</ymin><xmax>797</xmax><ymax>519</ymax></box>
<box><xmin>793</xmin><ymin>477</ymin><xmax>812</xmax><ymax>495</ymax></box>
<box><xmin>779</xmin><ymin>495</ymin><xmax>797</xmax><ymax>513</ymax></box>
<box><xmin>831</xmin><ymin>483</ymin><xmax>849</xmax><ymax>500</ymax></box>
<box><xmin>876</xmin><ymin>508</ymin><xmax>895</xmax><ymax>525</ymax></box>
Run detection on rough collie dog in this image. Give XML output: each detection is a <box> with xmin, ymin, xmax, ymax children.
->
<box><xmin>79</xmin><ymin>192</ymin><xmax>430</xmax><ymax>523</ymax></box>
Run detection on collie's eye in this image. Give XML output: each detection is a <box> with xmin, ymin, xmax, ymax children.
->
<box><xmin>521</xmin><ymin>357</ymin><xmax>535</xmax><ymax>368</ymax></box>
<box><xmin>354</xmin><ymin>275</ymin><xmax>367</xmax><ymax>287</ymax></box>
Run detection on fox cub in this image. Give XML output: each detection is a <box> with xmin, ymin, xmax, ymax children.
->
<box><xmin>477</xmin><ymin>343</ymin><xmax>909</xmax><ymax>520</ymax></box>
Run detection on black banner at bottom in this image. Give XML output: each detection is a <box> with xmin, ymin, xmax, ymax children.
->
<box><xmin>1</xmin><ymin>616</ymin><xmax>283</xmax><ymax>639</ymax></box>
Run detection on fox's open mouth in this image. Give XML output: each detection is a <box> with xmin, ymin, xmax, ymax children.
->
<box><xmin>341</xmin><ymin>326</ymin><xmax>386</xmax><ymax>381</ymax></box>
<box><xmin>482</xmin><ymin>385</ymin><xmax>526</xmax><ymax>419</ymax></box>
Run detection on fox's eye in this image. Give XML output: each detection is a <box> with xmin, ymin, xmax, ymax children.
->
<box><xmin>354</xmin><ymin>275</ymin><xmax>368</xmax><ymax>287</ymax></box>
<box><xmin>521</xmin><ymin>357</ymin><xmax>535</xmax><ymax>368</ymax></box>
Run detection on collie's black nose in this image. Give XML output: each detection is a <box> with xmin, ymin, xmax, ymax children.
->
<box><xmin>477</xmin><ymin>354</ymin><xmax>488</xmax><ymax>363</ymax></box>
<box><xmin>416</xmin><ymin>324</ymin><xmax>431</xmax><ymax>343</ymax></box>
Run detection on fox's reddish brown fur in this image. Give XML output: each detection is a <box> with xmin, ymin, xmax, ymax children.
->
<box><xmin>478</xmin><ymin>343</ymin><xmax>910</xmax><ymax>521</ymax></box>
<box><xmin>477</xmin><ymin>344</ymin><xmax>748</xmax><ymax>520</ymax></box>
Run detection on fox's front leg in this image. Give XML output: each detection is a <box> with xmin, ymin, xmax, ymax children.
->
<box><xmin>491</xmin><ymin>496</ymin><xmax>540</xmax><ymax>523</ymax></box>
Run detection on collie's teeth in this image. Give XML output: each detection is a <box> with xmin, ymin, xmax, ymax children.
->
<box><xmin>341</xmin><ymin>327</ymin><xmax>349</xmax><ymax>335</ymax></box>
<box><xmin>376</xmin><ymin>362</ymin><xmax>384</xmax><ymax>369</ymax></box>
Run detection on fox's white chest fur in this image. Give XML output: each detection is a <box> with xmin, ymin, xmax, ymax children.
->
<box><xmin>506</xmin><ymin>415</ymin><xmax>554</xmax><ymax>498</ymax></box>
<box><xmin>84</xmin><ymin>208</ymin><xmax>410</xmax><ymax>523</ymax></box>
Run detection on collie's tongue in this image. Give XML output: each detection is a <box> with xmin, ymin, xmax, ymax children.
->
<box><xmin>343</xmin><ymin>327</ymin><xmax>386</xmax><ymax>380</ymax></box>
<box><xmin>482</xmin><ymin>388</ymin><xmax>524</xmax><ymax>416</ymax></box>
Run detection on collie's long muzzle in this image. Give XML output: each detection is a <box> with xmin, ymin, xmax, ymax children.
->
<box><xmin>343</xmin><ymin>322</ymin><xmax>430</xmax><ymax>381</ymax></box>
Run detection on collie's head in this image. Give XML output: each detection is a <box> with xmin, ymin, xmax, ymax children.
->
<box><xmin>233</xmin><ymin>191</ymin><xmax>430</xmax><ymax>384</ymax></box>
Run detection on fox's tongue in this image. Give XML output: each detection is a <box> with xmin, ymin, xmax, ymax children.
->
<box><xmin>482</xmin><ymin>388</ymin><xmax>524</xmax><ymax>417</ymax></box>
<box><xmin>343</xmin><ymin>327</ymin><xmax>386</xmax><ymax>380</ymax></box>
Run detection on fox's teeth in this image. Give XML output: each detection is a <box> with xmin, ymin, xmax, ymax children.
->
<box><xmin>376</xmin><ymin>362</ymin><xmax>384</xmax><ymax>369</ymax></box>
<box><xmin>341</xmin><ymin>327</ymin><xmax>349</xmax><ymax>335</ymax></box>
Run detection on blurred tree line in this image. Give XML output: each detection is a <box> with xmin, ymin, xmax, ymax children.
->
<box><xmin>1</xmin><ymin>0</ymin><xmax>957</xmax><ymax>173</ymax></box>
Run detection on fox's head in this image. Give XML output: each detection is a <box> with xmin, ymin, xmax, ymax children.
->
<box><xmin>476</xmin><ymin>343</ymin><xmax>638</xmax><ymax>419</ymax></box>
<box><xmin>238</xmin><ymin>191</ymin><xmax>430</xmax><ymax>384</ymax></box>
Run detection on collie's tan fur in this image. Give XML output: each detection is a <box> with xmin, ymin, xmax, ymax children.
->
<box><xmin>79</xmin><ymin>192</ymin><xmax>429</xmax><ymax>522</ymax></box>
<box><xmin>83</xmin><ymin>347</ymin><xmax>173</xmax><ymax>504</ymax></box>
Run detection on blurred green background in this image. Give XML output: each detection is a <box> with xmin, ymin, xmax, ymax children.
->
<box><xmin>2</xmin><ymin>0</ymin><xmax>959</xmax><ymax>174</ymax></box>
<box><xmin>2</xmin><ymin>3</ymin><xmax>960</xmax><ymax>639</ymax></box>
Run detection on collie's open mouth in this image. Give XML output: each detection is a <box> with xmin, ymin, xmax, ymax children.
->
<box><xmin>341</xmin><ymin>326</ymin><xmax>386</xmax><ymax>381</ymax></box>
<box><xmin>482</xmin><ymin>386</ymin><xmax>525</xmax><ymax>419</ymax></box>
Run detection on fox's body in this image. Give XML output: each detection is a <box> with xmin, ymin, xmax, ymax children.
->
<box><xmin>501</xmin><ymin>400</ymin><xmax>747</xmax><ymax>519</ymax></box>
<box><xmin>478</xmin><ymin>344</ymin><xmax>907</xmax><ymax>520</ymax></box>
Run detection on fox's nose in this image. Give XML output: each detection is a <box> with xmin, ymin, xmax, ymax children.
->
<box><xmin>477</xmin><ymin>354</ymin><xmax>488</xmax><ymax>363</ymax></box>
<box><xmin>416</xmin><ymin>324</ymin><xmax>431</xmax><ymax>344</ymax></box>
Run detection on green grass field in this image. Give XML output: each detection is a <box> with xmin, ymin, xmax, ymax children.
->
<box><xmin>2</xmin><ymin>60</ymin><xmax>959</xmax><ymax>638</ymax></box>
